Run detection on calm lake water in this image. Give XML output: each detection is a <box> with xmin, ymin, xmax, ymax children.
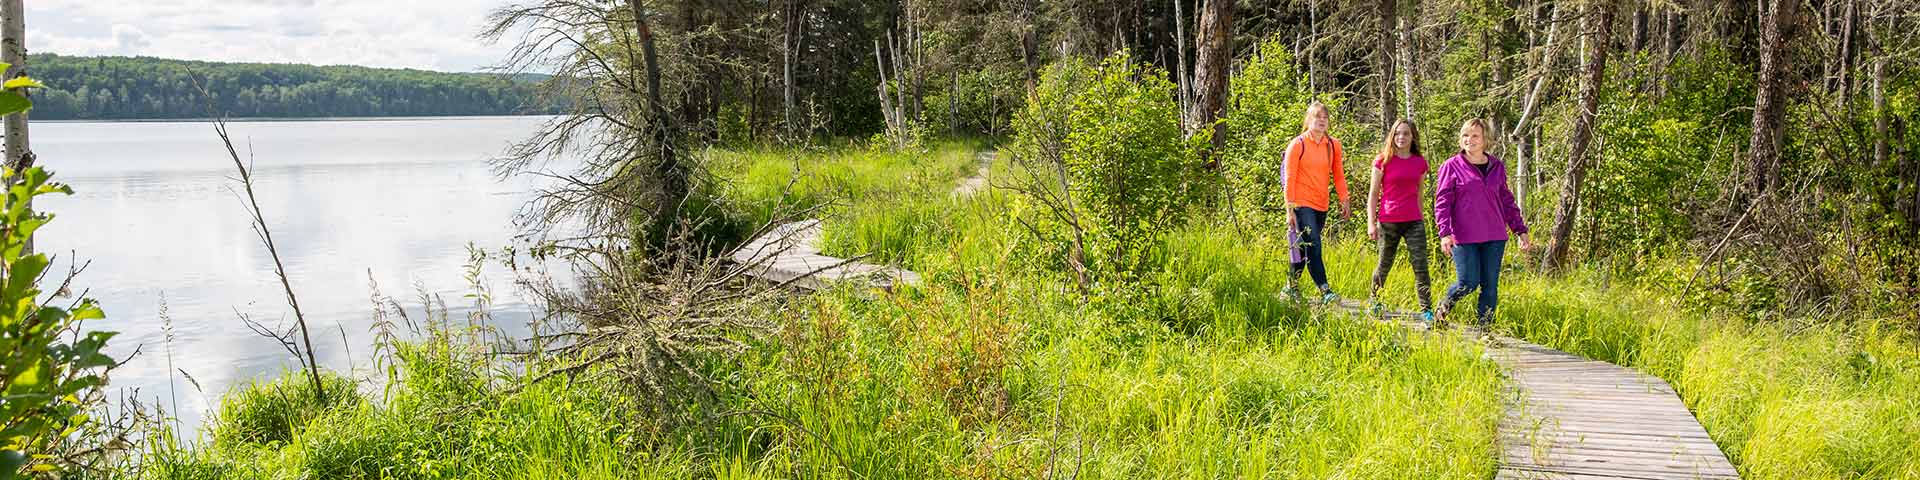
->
<box><xmin>34</xmin><ymin>116</ymin><xmax>570</xmax><ymax>432</ymax></box>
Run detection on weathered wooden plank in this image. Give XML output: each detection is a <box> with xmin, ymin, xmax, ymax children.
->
<box><xmin>1502</xmin><ymin>434</ymin><xmax>1726</xmax><ymax>456</ymax></box>
<box><xmin>1491</xmin><ymin>337</ymin><xmax>1739</xmax><ymax>479</ymax></box>
<box><xmin>1502</xmin><ymin>443</ymin><xmax>1741</xmax><ymax>469</ymax></box>
<box><xmin>1501</xmin><ymin>462</ymin><xmax>1740</xmax><ymax>480</ymax></box>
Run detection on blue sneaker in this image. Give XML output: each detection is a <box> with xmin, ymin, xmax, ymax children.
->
<box><xmin>1419</xmin><ymin>310</ymin><xmax>1435</xmax><ymax>325</ymax></box>
<box><xmin>1320</xmin><ymin>292</ymin><xmax>1340</xmax><ymax>305</ymax></box>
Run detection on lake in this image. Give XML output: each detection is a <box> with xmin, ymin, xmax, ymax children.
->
<box><xmin>34</xmin><ymin>116</ymin><xmax>570</xmax><ymax>432</ymax></box>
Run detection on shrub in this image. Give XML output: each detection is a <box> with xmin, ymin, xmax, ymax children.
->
<box><xmin>1006</xmin><ymin>52</ymin><xmax>1203</xmax><ymax>278</ymax></box>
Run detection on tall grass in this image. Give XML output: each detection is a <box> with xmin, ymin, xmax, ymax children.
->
<box><xmin>710</xmin><ymin>140</ymin><xmax>983</xmax><ymax>229</ymax></box>
<box><xmin>154</xmin><ymin>139</ymin><xmax>1919</xmax><ymax>478</ymax></box>
<box><xmin>143</xmin><ymin>331</ymin><xmax>651</xmax><ymax>479</ymax></box>
<box><xmin>151</xmin><ymin>144</ymin><xmax>1507</xmax><ymax>479</ymax></box>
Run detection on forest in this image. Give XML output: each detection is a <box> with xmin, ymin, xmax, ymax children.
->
<box><xmin>23</xmin><ymin>54</ymin><xmax>555</xmax><ymax>119</ymax></box>
<box><xmin>3</xmin><ymin>0</ymin><xmax>1919</xmax><ymax>478</ymax></box>
<box><xmin>475</xmin><ymin>0</ymin><xmax>1918</xmax><ymax>312</ymax></box>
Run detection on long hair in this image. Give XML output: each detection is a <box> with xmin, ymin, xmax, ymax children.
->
<box><xmin>1456</xmin><ymin>117</ymin><xmax>1492</xmax><ymax>156</ymax></box>
<box><xmin>1375</xmin><ymin>118</ymin><xmax>1423</xmax><ymax>164</ymax></box>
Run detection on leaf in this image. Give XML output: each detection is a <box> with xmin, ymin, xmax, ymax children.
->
<box><xmin>0</xmin><ymin>93</ymin><xmax>26</xmax><ymax>116</ymax></box>
<box><xmin>2</xmin><ymin>254</ymin><xmax>47</xmax><ymax>301</ymax></box>
<box><xmin>9</xmin><ymin>361</ymin><xmax>42</xmax><ymax>388</ymax></box>
<box><xmin>0</xmin><ymin>77</ymin><xmax>42</xmax><ymax>91</ymax></box>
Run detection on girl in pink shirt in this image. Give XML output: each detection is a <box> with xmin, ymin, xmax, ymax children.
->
<box><xmin>1366</xmin><ymin>119</ymin><xmax>1434</xmax><ymax>322</ymax></box>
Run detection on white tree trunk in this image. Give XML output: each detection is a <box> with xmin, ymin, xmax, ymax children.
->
<box><xmin>3</xmin><ymin>0</ymin><xmax>30</xmax><ymax>176</ymax></box>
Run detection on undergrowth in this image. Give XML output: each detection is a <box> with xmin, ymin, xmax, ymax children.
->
<box><xmin>145</xmin><ymin>143</ymin><xmax>1919</xmax><ymax>479</ymax></box>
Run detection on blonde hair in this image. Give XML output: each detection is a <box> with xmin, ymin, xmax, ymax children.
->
<box><xmin>1301</xmin><ymin>101</ymin><xmax>1331</xmax><ymax>135</ymax></box>
<box><xmin>1457</xmin><ymin>117</ymin><xmax>1492</xmax><ymax>154</ymax></box>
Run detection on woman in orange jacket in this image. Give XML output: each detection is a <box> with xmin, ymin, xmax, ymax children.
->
<box><xmin>1282</xmin><ymin>101</ymin><xmax>1352</xmax><ymax>303</ymax></box>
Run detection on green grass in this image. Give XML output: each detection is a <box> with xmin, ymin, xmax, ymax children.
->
<box><xmin>150</xmin><ymin>142</ymin><xmax>1918</xmax><ymax>479</ymax></box>
<box><xmin>144</xmin><ymin>337</ymin><xmax>650</xmax><ymax>479</ymax></box>
<box><xmin>148</xmin><ymin>144</ymin><xmax>1505</xmax><ymax>479</ymax></box>
<box><xmin>710</xmin><ymin>140</ymin><xmax>984</xmax><ymax>230</ymax></box>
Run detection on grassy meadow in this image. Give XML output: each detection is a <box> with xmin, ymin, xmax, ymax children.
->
<box><xmin>139</xmin><ymin>143</ymin><xmax>1917</xmax><ymax>479</ymax></box>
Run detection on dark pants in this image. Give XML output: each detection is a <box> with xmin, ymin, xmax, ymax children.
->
<box><xmin>1442</xmin><ymin>240</ymin><xmax>1506</xmax><ymax>324</ymax></box>
<box><xmin>1289</xmin><ymin>206</ymin><xmax>1331</xmax><ymax>292</ymax></box>
<box><xmin>1371</xmin><ymin>221</ymin><xmax>1433</xmax><ymax>311</ymax></box>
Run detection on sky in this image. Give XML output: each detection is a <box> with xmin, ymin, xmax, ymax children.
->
<box><xmin>27</xmin><ymin>0</ymin><xmax>526</xmax><ymax>73</ymax></box>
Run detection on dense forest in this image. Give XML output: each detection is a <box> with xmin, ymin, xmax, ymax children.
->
<box><xmin>486</xmin><ymin>0</ymin><xmax>1920</xmax><ymax>312</ymax></box>
<box><xmin>23</xmin><ymin>54</ymin><xmax>557</xmax><ymax>119</ymax></box>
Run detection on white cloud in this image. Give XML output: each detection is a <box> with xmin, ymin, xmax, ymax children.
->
<box><xmin>110</xmin><ymin>24</ymin><xmax>150</xmax><ymax>50</ymax></box>
<box><xmin>26</xmin><ymin>0</ymin><xmax>525</xmax><ymax>72</ymax></box>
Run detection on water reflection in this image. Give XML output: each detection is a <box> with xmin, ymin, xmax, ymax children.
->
<box><xmin>34</xmin><ymin>116</ymin><xmax>570</xmax><ymax>432</ymax></box>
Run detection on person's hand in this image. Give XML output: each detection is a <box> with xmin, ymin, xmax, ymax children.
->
<box><xmin>1367</xmin><ymin>222</ymin><xmax>1379</xmax><ymax>240</ymax></box>
<box><xmin>1440</xmin><ymin>235</ymin><xmax>1456</xmax><ymax>255</ymax></box>
<box><xmin>1517</xmin><ymin>233</ymin><xmax>1534</xmax><ymax>251</ymax></box>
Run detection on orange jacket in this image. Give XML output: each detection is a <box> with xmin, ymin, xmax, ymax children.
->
<box><xmin>1283</xmin><ymin>133</ymin><xmax>1350</xmax><ymax>212</ymax></box>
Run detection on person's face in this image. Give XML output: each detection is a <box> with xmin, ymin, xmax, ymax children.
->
<box><xmin>1308</xmin><ymin>109</ymin><xmax>1330</xmax><ymax>134</ymax></box>
<box><xmin>1458</xmin><ymin>125</ymin><xmax>1485</xmax><ymax>153</ymax></box>
<box><xmin>1392</xmin><ymin>123</ymin><xmax>1413</xmax><ymax>151</ymax></box>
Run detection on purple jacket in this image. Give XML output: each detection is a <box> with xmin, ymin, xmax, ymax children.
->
<box><xmin>1434</xmin><ymin>153</ymin><xmax>1528</xmax><ymax>244</ymax></box>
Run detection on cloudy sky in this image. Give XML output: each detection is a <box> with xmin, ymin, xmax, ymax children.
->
<box><xmin>28</xmin><ymin>0</ymin><xmax>525</xmax><ymax>73</ymax></box>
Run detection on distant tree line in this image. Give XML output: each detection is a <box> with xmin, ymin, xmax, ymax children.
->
<box><xmin>24</xmin><ymin>53</ymin><xmax>560</xmax><ymax>120</ymax></box>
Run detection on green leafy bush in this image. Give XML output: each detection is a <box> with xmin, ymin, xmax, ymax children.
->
<box><xmin>1007</xmin><ymin>52</ymin><xmax>1203</xmax><ymax>277</ymax></box>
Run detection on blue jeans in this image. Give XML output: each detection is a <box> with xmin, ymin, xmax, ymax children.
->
<box><xmin>1443</xmin><ymin>240</ymin><xmax>1505</xmax><ymax>324</ymax></box>
<box><xmin>1289</xmin><ymin>207</ymin><xmax>1331</xmax><ymax>293</ymax></box>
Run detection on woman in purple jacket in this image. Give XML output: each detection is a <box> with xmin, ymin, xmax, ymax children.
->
<box><xmin>1433</xmin><ymin>118</ymin><xmax>1532</xmax><ymax>328</ymax></box>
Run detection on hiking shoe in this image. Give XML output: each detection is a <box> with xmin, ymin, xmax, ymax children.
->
<box><xmin>1280</xmin><ymin>285</ymin><xmax>1302</xmax><ymax>301</ymax></box>
<box><xmin>1419</xmin><ymin>310</ymin><xmax>1436</xmax><ymax>326</ymax></box>
<box><xmin>1320</xmin><ymin>292</ymin><xmax>1340</xmax><ymax>305</ymax></box>
<box><xmin>1368</xmin><ymin>300</ymin><xmax>1386</xmax><ymax>318</ymax></box>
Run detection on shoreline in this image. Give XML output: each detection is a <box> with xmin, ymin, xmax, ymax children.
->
<box><xmin>30</xmin><ymin>114</ymin><xmax>561</xmax><ymax>124</ymax></box>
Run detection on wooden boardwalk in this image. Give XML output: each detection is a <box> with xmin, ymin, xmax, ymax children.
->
<box><xmin>1331</xmin><ymin>299</ymin><xmax>1739</xmax><ymax>479</ymax></box>
<box><xmin>729</xmin><ymin>151</ymin><xmax>993</xmax><ymax>292</ymax></box>
<box><xmin>727</xmin><ymin>218</ymin><xmax>920</xmax><ymax>291</ymax></box>
<box><xmin>1490</xmin><ymin>339</ymin><xmax>1738</xmax><ymax>480</ymax></box>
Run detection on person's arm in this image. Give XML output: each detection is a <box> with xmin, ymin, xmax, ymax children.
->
<box><xmin>1433</xmin><ymin>163</ymin><xmax>1457</xmax><ymax>254</ymax></box>
<box><xmin>1497</xmin><ymin>161</ymin><xmax>1531</xmax><ymax>249</ymax></box>
<box><xmin>1334</xmin><ymin>151</ymin><xmax>1351</xmax><ymax>220</ymax></box>
<box><xmin>1366</xmin><ymin>156</ymin><xmax>1382</xmax><ymax>240</ymax></box>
